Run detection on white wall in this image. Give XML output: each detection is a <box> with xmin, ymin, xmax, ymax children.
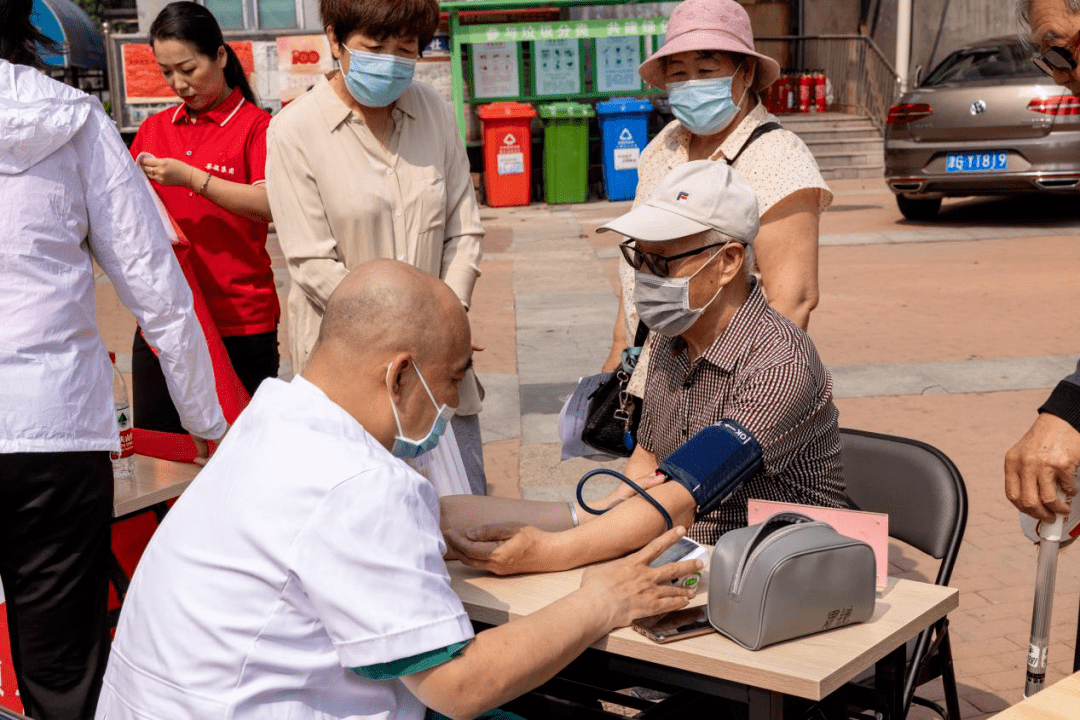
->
<box><xmin>136</xmin><ymin>0</ymin><xmax>167</xmax><ymax>33</ymax></box>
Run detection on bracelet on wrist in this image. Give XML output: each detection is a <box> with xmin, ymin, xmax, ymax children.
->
<box><xmin>195</xmin><ymin>171</ymin><xmax>211</xmax><ymax>195</ymax></box>
<box><xmin>567</xmin><ymin>501</ymin><xmax>580</xmax><ymax>527</ymax></box>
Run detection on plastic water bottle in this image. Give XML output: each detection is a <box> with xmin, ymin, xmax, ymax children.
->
<box><xmin>110</xmin><ymin>352</ymin><xmax>135</xmax><ymax>480</ymax></box>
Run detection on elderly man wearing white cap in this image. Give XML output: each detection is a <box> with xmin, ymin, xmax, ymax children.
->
<box><xmin>603</xmin><ymin>0</ymin><xmax>832</xmax><ymax>382</ymax></box>
<box><xmin>444</xmin><ymin>161</ymin><xmax>845</xmax><ymax>573</ymax></box>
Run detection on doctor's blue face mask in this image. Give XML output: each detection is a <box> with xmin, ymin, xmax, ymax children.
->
<box><xmin>387</xmin><ymin>362</ymin><xmax>455</xmax><ymax>459</ymax></box>
<box><xmin>341</xmin><ymin>46</ymin><xmax>416</xmax><ymax>108</ymax></box>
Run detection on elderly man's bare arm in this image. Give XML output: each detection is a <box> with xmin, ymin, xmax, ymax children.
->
<box><xmin>444</xmin><ymin>445</ymin><xmax>696</xmax><ymax>574</ymax></box>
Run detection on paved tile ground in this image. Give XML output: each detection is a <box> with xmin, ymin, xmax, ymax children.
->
<box><xmin>92</xmin><ymin>178</ymin><xmax>1080</xmax><ymax>718</ymax></box>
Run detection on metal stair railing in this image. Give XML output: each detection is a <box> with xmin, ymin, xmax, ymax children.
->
<box><xmin>757</xmin><ymin>34</ymin><xmax>902</xmax><ymax>133</ymax></box>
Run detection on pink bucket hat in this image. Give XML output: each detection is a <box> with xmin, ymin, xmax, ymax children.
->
<box><xmin>638</xmin><ymin>0</ymin><xmax>781</xmax><ymax>91</ymax></box>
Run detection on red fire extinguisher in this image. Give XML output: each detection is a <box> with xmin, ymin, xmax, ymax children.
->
<box><xmin>797</xmin><ymin>71</ymin><xmax>812</xmax><ymax>113</ymax></box>
<box><xmin>766</xmin><ymin>79</ymin><xmax>779</xmax><ymax>113</ymax></box>
<box><xmin>814</xmin><ymin>71</ymin><xmax>827</xmax><ymax>112</ymax></box>
<box><xmin>776</xmin><ymin>72</ymin><xmax>791</xmax><ymax>113</ymax></box>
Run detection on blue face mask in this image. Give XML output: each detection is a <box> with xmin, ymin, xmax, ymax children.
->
<box><xmin>341</xmin><ymin>47</ymin><xmax>416</xmax><ymax>108</ymax></box>
<box><xmin>388</xmin><ymin>362</ymin><xmax>455</xmax><ymax>459</ymax></box>
<box><xmin>667</xmin><ymin>76</ymin><xmax>746</xmax><ymax>136</ymax></box>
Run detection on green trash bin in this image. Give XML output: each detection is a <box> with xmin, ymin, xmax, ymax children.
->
<box><xmin>538</xmin><ymin>102</ymin><xmax>595</xmax><ymax>204</ymax></box>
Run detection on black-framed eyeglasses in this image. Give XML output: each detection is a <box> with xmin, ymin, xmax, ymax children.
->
<box><xmin>619</xmin><ymin>238</ymin><xmax>733</xmax><ymax>278</ymax></box>
<box><xmin>1033</xmin><ymin>31</ymin><xmax>1080</xmax><ymax>77</ymax></box>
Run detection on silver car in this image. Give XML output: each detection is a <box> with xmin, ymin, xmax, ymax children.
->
<box><xmin>885</xmin><ymin>36</ymin><xmax>1080</xmax><ymax>220</ymax></box>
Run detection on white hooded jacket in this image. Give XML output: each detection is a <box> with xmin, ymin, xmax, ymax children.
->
<box><xmin>0</xmin><ymin>59</ymin><xmax>227</xmax><ymax>452</ymax></box>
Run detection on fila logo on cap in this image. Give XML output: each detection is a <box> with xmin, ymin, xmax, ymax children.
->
<box><xmin>676</xmin><ymin>191</ymin><xmax>690</xmax><ymax>203</ymax></box>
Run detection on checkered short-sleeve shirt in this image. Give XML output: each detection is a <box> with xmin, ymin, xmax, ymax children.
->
<box><xmin>638</xmin><ymin>281</ymin><xmax>846</xmax><ymax>543</ymax></box>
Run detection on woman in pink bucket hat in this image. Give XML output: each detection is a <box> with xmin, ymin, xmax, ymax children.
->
<box><xmin>603</xmin><ymin>0</ymin><xmax>832</xmax><ymax>380</ymax></box>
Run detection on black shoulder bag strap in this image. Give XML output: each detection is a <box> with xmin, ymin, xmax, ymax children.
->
<box><xmin>726</xmin><ymin>121</ymin><xmax>783</xmax><ymax>166</ymax></box>
<box><xmin>632</xmin><ymin>319</ymin><xmax>650</xmax><ymax>348</ymax></box>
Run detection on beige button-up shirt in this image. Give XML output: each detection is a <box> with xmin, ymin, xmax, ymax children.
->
<box><xmin>267</xmin><ymin>75</ymin><xmax>484</xmax><ymax>413</ymax></box>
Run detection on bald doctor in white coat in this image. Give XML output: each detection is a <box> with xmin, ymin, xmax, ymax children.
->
<box><xmin>95</xmin><ymin>260</ymin><xmax>701</xmax><ymax>720</ymax></box>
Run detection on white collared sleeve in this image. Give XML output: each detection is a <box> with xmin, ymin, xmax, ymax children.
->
<box><xmin>292</xmin><ymin>464</ymin><xmax>474</xmax><ymax>668</ymax></box>
<box><xmin>77</xmin><ymin>104</ymin><xmax>227</xmax><ymax>440</ymax></box>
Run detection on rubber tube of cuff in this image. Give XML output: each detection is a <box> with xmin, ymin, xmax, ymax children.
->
<box><xmin>575</xmin><ymin>468</ymin><xmax>673</xmax><ymax>530</ymax></box>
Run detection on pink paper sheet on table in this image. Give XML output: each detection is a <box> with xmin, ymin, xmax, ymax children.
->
<box><xmin>747</xmin><ymin>500</ymin><xmax>889</xmax><ymax>589</ymax></box>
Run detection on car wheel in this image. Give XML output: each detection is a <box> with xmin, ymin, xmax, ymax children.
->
<box><xmin>896</xmin><ymin>195</ymin><xmax>942</xmax><ymax>221</ymax></box>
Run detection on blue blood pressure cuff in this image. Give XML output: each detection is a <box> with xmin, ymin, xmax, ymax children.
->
<box><xmin>575</xmin><ymin>419</ymin><xmax>762</xmax><ymax>529</ymax></box>
<box><xmin>657</xmin><ymin>419</ymin><xmax>763</xmax><ymax>517</ymax></box>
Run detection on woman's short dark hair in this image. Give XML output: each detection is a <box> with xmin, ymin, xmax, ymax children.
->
<box><xmin>0</xmin><ymin>0</ymin><xmax>59</xmax><ymax>66</ymax></box>
<box><xmin>149</xmin><ymin>1</ymin><xmax>256</xmax><ymax>104</ymax></box>
<box><xmin>320</xmin><ymin>0</ymin><xmax>440</xmax><ymax>53</ymax></box>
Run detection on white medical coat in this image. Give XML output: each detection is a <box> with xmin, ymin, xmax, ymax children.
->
<box><xmin>96</xmin><ymin>376</ymin><xmax>475</xmax><ymax>719</ymax></box>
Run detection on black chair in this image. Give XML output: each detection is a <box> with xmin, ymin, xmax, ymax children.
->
<box><xmin>829</xmin><ymin>428</ymin><xmax>968</xmax><ymax>720</ymax></box>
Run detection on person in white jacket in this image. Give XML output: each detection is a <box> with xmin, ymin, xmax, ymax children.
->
<box><xmin>0</xmin><ymin>1</ymin><xmax>227</xmax><ymax>717</ymax></box>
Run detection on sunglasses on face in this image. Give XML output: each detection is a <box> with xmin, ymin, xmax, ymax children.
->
<box><xmin>1033</xmin><ymin>31</ymin><xmax>1080</xmax><ymax>77</ymax></box>
<box><xmin>619</xmin><ymin>238</ymin><xmax>734</xmax><ymax>278</ymax></box>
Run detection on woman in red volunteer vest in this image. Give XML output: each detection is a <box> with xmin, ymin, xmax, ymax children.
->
<box><xmin>130</xmin><ymin>1</ymin><xmax>278</xmax><ymax>432</ymax></box>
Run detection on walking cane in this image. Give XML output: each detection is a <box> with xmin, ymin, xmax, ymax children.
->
<box><xmin>1021</xmin><ymin>487</ymin><xmax>1080</xmax><ymax>697</ymax></box>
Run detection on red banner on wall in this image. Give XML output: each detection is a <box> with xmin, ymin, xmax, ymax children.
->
<box><xmin>123</xmin><ymin>41</ymin><xmax>256</xmax><ymax>103</ymax></box>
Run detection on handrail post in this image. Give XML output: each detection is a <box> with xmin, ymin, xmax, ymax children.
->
<box><xmin>896</xmin><ymin>0</ymin><xmax>912</xmax><ymax>92</ymax></box>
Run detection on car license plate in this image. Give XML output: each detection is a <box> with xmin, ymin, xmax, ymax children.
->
<box><xmin>945</xmin><ymin>151</ymin><xmax>1008</xmax><ymax>173</ymax></box>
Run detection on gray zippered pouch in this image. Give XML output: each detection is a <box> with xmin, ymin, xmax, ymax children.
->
<box><xmin>708</xmin><ymin>513</ymin><xmax>877</xmax><ymax>650</ymax></box>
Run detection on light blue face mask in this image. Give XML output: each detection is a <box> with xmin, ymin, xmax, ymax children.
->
<box><xmin>667</xmin><ymin>76</ymin><xmax>747</xmax><ymax>137</ymax></box>
<box><xmin>388</xmin><ymin>362</ymin><xmax>455</xmax><ymax>459</ymax></box>
<box><xmin>342</xmin><ymin>47</ymin><xmax>416</xmax><ymax>108</ymax></box>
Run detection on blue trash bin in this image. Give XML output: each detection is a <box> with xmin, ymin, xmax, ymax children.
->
<box><xmin>596</xmin><ymin>97</ymin><xmax>652</xmax><ymax>202</ymax></box>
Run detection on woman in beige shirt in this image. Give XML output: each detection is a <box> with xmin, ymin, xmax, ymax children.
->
<box><xmin>603</xmin><ymin>0</ymin><xmax>832</xmax><ymax>376</ymax></box>
<box><xmin>266</xmin><ymin>0</ymin><xmax>486</xmax><ymax>491</ymax></box>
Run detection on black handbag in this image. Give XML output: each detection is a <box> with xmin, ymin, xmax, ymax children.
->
<box><xmin>581</xmin><ymin>323</ymin><xmax>650</xmax><ymax>457</ymax></box>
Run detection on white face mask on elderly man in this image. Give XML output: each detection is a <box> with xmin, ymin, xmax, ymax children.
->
<box><xmin>633</xmin><ymin>248</ymin><xmax>726</xmax><ymax>337</ymax></box>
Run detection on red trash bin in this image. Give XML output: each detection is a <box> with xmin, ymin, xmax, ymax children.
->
<box><xmin>478</xmin><ymin>102</ymin><xmax>536</xmax><ymax>207</ymax></box>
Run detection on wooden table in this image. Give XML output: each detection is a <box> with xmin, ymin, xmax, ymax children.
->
<box><xmin>448</xmin><ymin>562</ymin><xmax>958</xmax><ymax>719</ymax></box>
<box><xmin>988</xmin><ymin>671</ymin><xmax>1080</xmax><ymax>719</ymax></box>
<box><xmin>113</xmin><ymin>455</ymin><xmax>199</xmax><ymax>518</ymax></box>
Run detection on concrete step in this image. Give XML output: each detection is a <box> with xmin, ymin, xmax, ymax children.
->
<box><xmin>777</xmin><ymin>114</ymin><xmax>881</xmax><ymax>134</ymax></box>
<box><xmin>795</xmin><ymin>128</ymin><xmax>882</xmax><ymax>143</ymax></box>
<box><xmin>804</xmin><ymin>139</ymin><xmax>884</xmax><ymax>155</ymax></box>
<box><xmin>775</xmin><ymin>112</ymin><xmax>885</xmax><ymax>180</ymax></box>
<box><xmin>818</xmin><ymin>166</ymin><xmax>885</xmax><ymax>179</ymax></box>
<box><xmin>819</xmin><ymin>163</ymin><xmax>885</xmax><ymax>180</ymax></box>
<box><xmin>782</xmin><ymin>119</ymin><xmax>879</xmax><ymax>133</ymax></box>
<box><xmin>812</xmin><ymin>149</ymin><xmax>886</xmax><ymax>165</ymax></box>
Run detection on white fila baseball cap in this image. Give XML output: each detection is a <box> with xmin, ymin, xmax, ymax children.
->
<box><xmin>598</xmin><ymin>160</ymin><xmax>759</xmax><ymax>245</ymax></box>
